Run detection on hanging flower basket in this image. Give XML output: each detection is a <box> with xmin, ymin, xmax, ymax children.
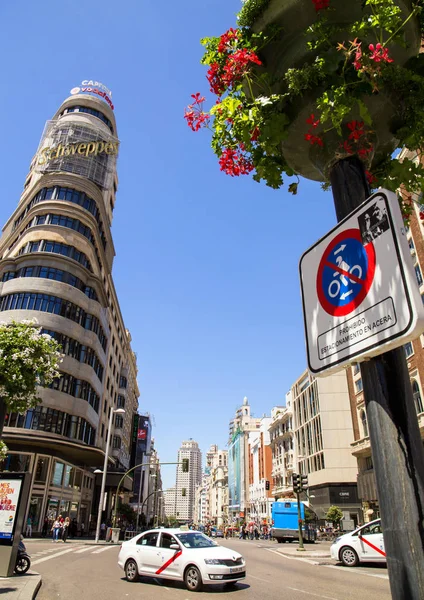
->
<box><xmin>185</xmin><ymin>0</ymin><xmax>424</xmax><ymax>202</ymax></box>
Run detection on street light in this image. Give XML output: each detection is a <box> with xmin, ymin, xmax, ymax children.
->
<box><xmin>95</xmin><ymin>407</ymin><xmax>125</xmax><ymax>543</ymax></box>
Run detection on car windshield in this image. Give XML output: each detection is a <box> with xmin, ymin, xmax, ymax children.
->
<box><xmin>176</xmin><ymin>532</ymin><xmax>218</xmax><ymax>548</ymax></box>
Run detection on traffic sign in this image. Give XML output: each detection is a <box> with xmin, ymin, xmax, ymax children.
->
<box><xmin>299</xmin><ymin>189</ymin><xmax>424</xmax><ymax>375</ymax></box>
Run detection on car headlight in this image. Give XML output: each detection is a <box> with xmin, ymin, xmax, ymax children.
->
<box><xmin>204</xmin><ymin>559</ymin><xmax>223</xmax><ymax>565</ymax></box>
<box><xmin>333</xmin><ymin>537</ymin><xmax>342</xmax><ymax>544</ymax></box>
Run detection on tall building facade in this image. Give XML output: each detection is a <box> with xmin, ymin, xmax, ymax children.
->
<box><xmin>204</xmin><ymin>445</ymin><xmax>228</xmax><ymax>527</ymax></box>
<box><xmin>130</xmin><ymin>413</ymin><xmax>153</xmax><ymax>518</ymax></box>
<box><xmin>0</xmin><ymin>87</ymin><xmax>139</xmax><ymax>532</ymax></box>
<box><xmin>228</xmin><ymin>397</ymin><xmax>261</xmax><ymax>521</ymax></box>
<box><xmin>248</xmin><ymin>417</ymin><xmax>273</xmax><ymax>523</ymax></box>
<box><xmin>174</xmin><ymin>439</ymin><xmax>202</xmax><ymax>521</ymax></box>
<box><xmin>269</xmin><ymin>370</ymin><xmax>361</xmax><ymax>525</ymax></box>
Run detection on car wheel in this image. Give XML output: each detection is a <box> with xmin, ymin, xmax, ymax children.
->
<box><xmin>125</xmin><ymin>559</ymin><xmax>139</xmax><ymax>582</ymax></box>
<box><xmin>184</xmin><ymin>565</ymin><xmax>203</xmax><ymax>592</ymax></box>
<box><xmin>340</xmin><ymin>546</ymin><xmax>359</xmax><ymax>567</ymax></box>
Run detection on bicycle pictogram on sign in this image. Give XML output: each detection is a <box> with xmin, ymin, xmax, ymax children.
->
<box><xmin>316</xmin><ymin>229</ymin><xmax>376</xmax><ymax>317</ymax></box>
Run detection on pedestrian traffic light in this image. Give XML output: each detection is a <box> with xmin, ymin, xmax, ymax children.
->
<box><xmin>182</xmin><ymin>458</ymin><xmax>189</xmax><ymax>472</ymax></box>
<box><xmin>301</xmin><ymin>474</ymin><xmax>308</xmax><ymax>490</ymax></box>
<box><xmin>265</xmin><ymin>480</ymin><xmax>270</xmax><ymax>491</ymax></box>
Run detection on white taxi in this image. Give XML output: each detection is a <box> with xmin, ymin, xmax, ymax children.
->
<box><xmin>118</xmin><ymin>528</ymin><xmax>246</xmax><ymax>591</ymax></box>
<box><xmin>331</xmin><ymin>519</ymin><xmax>386</xmax><ymax>567</ymax></box>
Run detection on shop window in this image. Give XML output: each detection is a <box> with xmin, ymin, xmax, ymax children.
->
<box><xmin>63</xmin><ymin>465</ymin><xmax>73</xmax><ymax>488</ymax></box>
<box><xmin>355</xmin><ymin>378</ymin><xmax>363</xmax><ymax>393</ymax></box>
<box><xmin>51</xmin><ymin>461</ymin><xmax>64</xmax><ymax>487</ymax></box>
<box><xmin>34</xmin><ymin>456</ymin><xmax>50</xmax><ymax>483</ymax></box>
<box><xmin>74</xmin><ymin>469</ymin><xmax>82</xmax><ymax>491</ymax></box>
<box><xmin>1</xmin><ymin>453</ymin><xmax>31</xmax><ymax>472</ymax></box>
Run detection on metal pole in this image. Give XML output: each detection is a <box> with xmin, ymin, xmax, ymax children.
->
<box><xmin>330</xmin><ymin>155</ymin><xmax>424</xmax><ymax>599</ymax></box>
<box><xmin>296</xmin><ymin>491</ymin><xmax>305</xmax><ymax>551</ymax></box>
<box><xmin>95</xmin><ymin>408</ymin><xmax>114</xmax><ymax>543</ymax></box>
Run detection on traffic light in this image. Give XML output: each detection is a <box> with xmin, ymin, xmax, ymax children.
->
<box><xmin>292</xmin><ymin>473</ymin><xmax>302</xmax><ymax>494</ymax></box>
<box><xmin>265</xmin><ymin>480</ymin><xmax>270</xmax><ymax>491</ymax></box>
<box><xmin>301</xmin><ymin>474</ymin><xmax>308</xmax><ymax>490</ymax></box>
<box><xmin>182</xmin><ymin>458</ymin><xmax>189</xmax><ymax>472</ymax></box>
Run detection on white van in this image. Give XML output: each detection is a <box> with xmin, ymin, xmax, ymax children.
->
<box><xmin>330</xmin><ymin>519</ymin><xmax>386</xmax><ymax>567</ymax></box>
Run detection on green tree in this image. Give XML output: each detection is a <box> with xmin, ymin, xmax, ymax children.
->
<box><xmin>304</xmin><ymin>506</ymin><xmax>317</xmax><ymax>523</ymax></box>
<box><xmin>0</xmin><ymin>319</ymin><xmax>62</xmax><ymax>457</ymax></box>
<box><xmin>325</xmin><ymin>505</ymin><xmax>343</xmax><ymax>525</ymax></box>
<box><xmin>117</xmin><ymin>503</ymin><xmax>136</xmax><ymax>525</ymax></box>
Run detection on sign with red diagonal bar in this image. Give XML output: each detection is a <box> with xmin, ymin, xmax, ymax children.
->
<box><xmin>299</xmin><ymin>189</ymin><xmax>424</xmax><ymax>375</ymax></box>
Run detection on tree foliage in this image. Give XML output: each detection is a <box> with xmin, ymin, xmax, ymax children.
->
<box><xmin>325</xmin><ymin>505</ymin><xmax>344</xmax><ymax>524</ymax></box>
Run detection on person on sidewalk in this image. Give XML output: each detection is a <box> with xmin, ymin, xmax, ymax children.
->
<box><xmin>62</xmin><ymin>517</ymin><xmax>70</xmax><ymax>542</ymax></box>
<box><xmin>25</xmin><ymin>516</ymin><xmax>32</xmax><ymax>538</ymax></box>
<box><xmin>51</xmin><ymin>518</ymin><xmax>61</xmax><ymax>542</ymax></box>
<box><xmin>100</xmin><ymin>521</ymin><xmax>106</xmax><ymax>540</ymax></box>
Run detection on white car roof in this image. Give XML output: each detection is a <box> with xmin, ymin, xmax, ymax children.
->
<box><xmin>141</xmin><ymin>528</ymin><xmax>201</xmax><ymax>534</ymax></box>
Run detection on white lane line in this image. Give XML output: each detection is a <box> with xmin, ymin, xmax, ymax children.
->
<box><xmin>287</xmin><ymin>587</ymin><xmax>339</xmax><ymax>600</ymax></box>
<box><xmin>74</xmin><ymin>547</ymin><xmax>94</xmax><ymax>554</ymax></box>
<box><xmin>32</xmin><ymin>547</ymin><xmax>83</xmax><ymax>565</ymax></box>
<box><xmin>248</xmin><ymin>574</ymin><xmax>270</xmax><ymax>583</ymax></box>
<box><xmin>322</xmin><ymin>564</ymin><xmax>389</xmax><ymax>580</ymax></box>
<box><xmin>266</xmin><ymin>548</ymin><xmax>319</xmax><ymax>565</ymax></box>
<box><xmin>91</xmin><ymin>546</ymin><xmax>116</xmax><ymax>554</ymax></box>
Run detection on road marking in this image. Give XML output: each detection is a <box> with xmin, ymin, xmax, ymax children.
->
<box><xmin>74</xmin><ymin>547</ymin><xmax>94</xmax><ymax>554</ymax></box>
<box><xmin>91</xmin><ymin>546</ymin><xmax>117</xmax><ymax>554</ymax></box>
<box><xmin>266</xmin><ymin>548</ymin><xmax>319</xmax><ymax>565</ymax></box>
<box><xmin>32</xmin><ymin>547</ymin><xmax>83</xmax><ymax>565</ymax></box>
<box><xmin>322</xmin><ymin>565</ymin><xmax>389</xmax><ymax>580</ymax></box>
<box><xmin>248</xmin><ymin>574</ymin><xmax>270</xmax><ymax>583</ymax></box>
<box><xmin>287</xmin><ymin>587</ymin><xmax>339</xmax><ymax>600</ymax></box>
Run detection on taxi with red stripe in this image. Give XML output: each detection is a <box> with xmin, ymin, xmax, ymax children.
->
<box><xmin>330</xmin><ymin>518</ymin><xmax>386</xmax><ymax>567</ymax></box>
<box><xmin>118</xmin><ymin>528</ymin><xmax>246</xmax><ymax>591</ymax></box>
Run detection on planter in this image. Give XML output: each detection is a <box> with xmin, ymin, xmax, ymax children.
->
<box><xmin>250</xmin><ymin>0</ymin><xmax>421</xmax><ymax>181</ymax></box>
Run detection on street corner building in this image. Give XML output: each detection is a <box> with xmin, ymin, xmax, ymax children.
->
<box><xmin>0</xmin><ymin>86</ymin><xmax>140</xmax><ymax>533</ymax></box>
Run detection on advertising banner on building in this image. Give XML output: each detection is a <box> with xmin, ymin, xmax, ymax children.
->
<box><xmin>0</xmin><ymin>478</ymin><xmax>23</xmax><ymax>540</ymax></box>
<box><xmin>35</xmin><ymin>119</ymin><xmax>119</xmax><ymax>190</ymax></box>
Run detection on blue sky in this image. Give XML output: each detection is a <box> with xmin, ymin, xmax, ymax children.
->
<box><xmin>0</xmin><ymin>0</ymin><xmax>337</xmax><ymax>489</ymax></box>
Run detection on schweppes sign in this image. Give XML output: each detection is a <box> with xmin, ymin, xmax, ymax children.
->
<box><xmin>37</xmin><ymin>140</ymin><xmax>119</xmax><ymax>166</ymax></box>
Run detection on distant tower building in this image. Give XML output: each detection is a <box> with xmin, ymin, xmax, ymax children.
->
<box><xmin>174</xmin><ymin>439</ymin><xmax>202</xmax><ymax>521</ymax></box>
<box><xmin>164</xmin><ymin>487</ymin><xmax>176</xmax><ymax>519</ymax></box>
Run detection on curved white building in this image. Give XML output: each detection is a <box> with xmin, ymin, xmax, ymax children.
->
<box><xmin>0</xmin><ymin>88</ymin><xmax>139</xmax><ymax>532</ymax></box>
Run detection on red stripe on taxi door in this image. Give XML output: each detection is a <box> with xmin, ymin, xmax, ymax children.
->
<box><xmin>155</xmin><ymin>550</ymin><xmax>183</xmax><ymax>575</ymax></box>
<box><xmin>361</xmin><ymin>536</ymin><xmax>386</xmax><ymax>557</ymax></box>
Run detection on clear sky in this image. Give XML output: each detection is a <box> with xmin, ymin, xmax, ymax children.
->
<box><xmin>0</xmin><ymin>0</ymin><xmax>338</xmax><ymax>489</ymax></box>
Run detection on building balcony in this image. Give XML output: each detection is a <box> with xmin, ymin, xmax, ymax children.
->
<box><xmin>351</xmin><ymin>435</ymin><xmax>371</xmax><ymax>457</ymax></box>
<box><xmin>272</xmin><ymin>484</ymin><xmax>294</xmax><ymax>498</ymax></box>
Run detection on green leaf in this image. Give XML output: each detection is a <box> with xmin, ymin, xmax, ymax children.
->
<box><xmin>357</xmin><ymin>100</ymin><xmax>373</xmax><ymax>126</ymax></box>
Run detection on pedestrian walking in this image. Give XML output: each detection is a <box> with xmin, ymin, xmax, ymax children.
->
<box><xmin>42</xmin><ymin>517</ymin><xmax>49</xmax><ymax>538</ymax></box>
<box><xmin>51</xmin><ymin>518</ymin><xmax>62</xmax><ymax>542</ymax></box>
<box><xmin>100</xmin><ymin>521</ymin><xmax>106</xmax><ymax>540</ymax></box>
<box><xmin>81</xmin><ymin>521</ymin><xmax>86</xmax><ymax>537</ymax></box>
<box><xmin>25</xmin><ymin>516</ymin><xmax>32</xmax><ymax>538</ymax></box>
<box><xmin>62</xmin><ymin>517</ymin><xmax>70</xmax><ymax>542</ymax></box>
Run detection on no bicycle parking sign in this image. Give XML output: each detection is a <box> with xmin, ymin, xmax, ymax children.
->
<box><xmin>299</xmin><ymin>189</ymin><xmax>424</xmax><ymax>375</ymax></box>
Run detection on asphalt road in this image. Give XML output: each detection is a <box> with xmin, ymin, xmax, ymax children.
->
<box><xmin>25</xmin><ymin>537</ymin><xmax>391</xmax><ymax>600</ymax></box>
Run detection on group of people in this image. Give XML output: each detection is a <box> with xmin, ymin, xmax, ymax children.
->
<box><xmin>238</xmin><ymin>523</ymin><xmax>269</xmax><ymax>540</ymax></box>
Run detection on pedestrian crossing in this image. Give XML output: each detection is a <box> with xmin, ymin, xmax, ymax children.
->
<box><xmin>31</xmin><ymin>545</ymin><xmax>117</xmax><ymax>565</ymax></box>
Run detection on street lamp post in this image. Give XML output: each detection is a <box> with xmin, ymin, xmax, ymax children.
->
<box><xmin>94</xmin><ymin>407</ymin><xmax>125</xmax><ymax>543</ymax></box>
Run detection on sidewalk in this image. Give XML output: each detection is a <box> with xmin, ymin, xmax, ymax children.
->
<box><xmin>272</xmin><ymin>541</ymin><xmax>332</xmax><ymax>560</ymax></box>
<box><xmin>0</xmin><ymin>571</ymin><xmax>41</xmax><ymax>600</ymax></box>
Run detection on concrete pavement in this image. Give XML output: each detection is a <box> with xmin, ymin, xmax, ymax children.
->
<box><xmin>0</xmin><ymin>571</ymin><xmax>41</xmax><ymax>600</ymax></box>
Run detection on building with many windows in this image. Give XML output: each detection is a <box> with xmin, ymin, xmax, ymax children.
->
<box><xmin>0</xmin><ymin>88</ymin><xmax>139</xmax><ymax>532</ymax></box>
<box><xmin>174</xmin><ymin>439</ymin><xmax>202</xmax><ymax>521</ymax></box>
<box><xmin>269</xmin><ymin>370</ymin><xmax>361</xmax><ymax>525</ymax></box>
<box><xmin>248</xmin><ymin>418</ymin><xmax>273</xmax><ymax>523</ymax></box>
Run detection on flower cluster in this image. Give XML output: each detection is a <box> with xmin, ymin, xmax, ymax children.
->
<box><xmin>0</xmin><ymin>319</ymin><xmax>63</xmax><ymax>414</ymax></box>
<box><xmin>184</xmin><ymin>93</ymin><xmax>210</xmax><ymax>131</ymax></box>
<box><xmin>305</xmin><ymin>113</ymin><xmax>324</xmax><ymax>147</ymax></box>
<box><xmin>207</xmin><ymin>47</ymin><xmax>261</xmax><ymax>95</ymax></box>
<box><xmin>312</xmin><ymin>0</ymin><xmax>330</xmax><ymax>11</ymax></box>
<box><xmin>219</xmin><ymin>147</ymin><xmax>254</xmax><ymax>176</ymax></box>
